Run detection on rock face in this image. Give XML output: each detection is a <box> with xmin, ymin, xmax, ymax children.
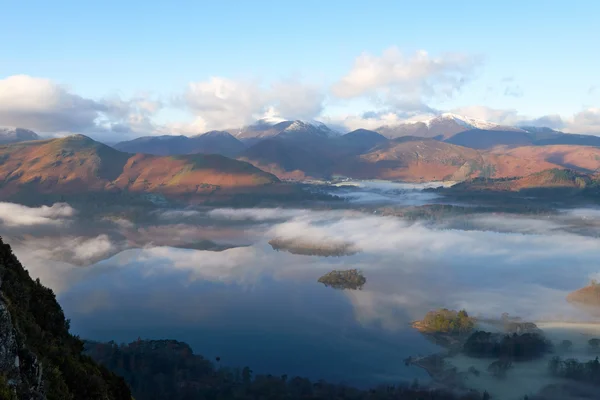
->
<box><xmin>0</xmin><ymin>237</ymin><xmax>131</xmax><ymax>399</ymax></box>
<box><xmin>0</xmin><ymin>277</ymin><xmax>45</xmax><ymax>400</ymax></box>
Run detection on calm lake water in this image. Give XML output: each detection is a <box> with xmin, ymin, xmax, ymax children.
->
<box><xmin>10</xmin><ymin>181</ymin><xmax>600</xmax><ymax>392</ymax></box>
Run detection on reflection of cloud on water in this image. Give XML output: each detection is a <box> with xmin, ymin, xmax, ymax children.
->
<box><xmin>333</xmin><ymin>180</ymin><xmax>455</xmax><ymax>191</ymax></box>
<box><xmin>0</xmin><ymin>201</ymin><xmax>75</xmax><ymax>227</ymax></box>
<box><xmin>208</xmin><ymin>208</ymin><xmax>307</xmax><ymax>221</ymax></box>
<box><xmin>6</xmin><ymin>199</ymin><xmax>600</xmax><ymax>347</ymax></box>
<box><xmin>328</xmin><ymin>180</ymin><xmax>449</xmax><ymax>205</ymax></box>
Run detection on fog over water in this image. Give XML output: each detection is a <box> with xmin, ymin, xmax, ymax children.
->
<box><xmin>4</xmin><ymin>181</ymin><xmax>600</xmax><ymax>396</ymax></box>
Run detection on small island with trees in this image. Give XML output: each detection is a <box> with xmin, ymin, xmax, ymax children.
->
<box><xmin>407</xmin><ymin>308</ymin><xmax>556</xmax><ymax>394</ymax></box>
<box><xmin>317</xmin><ymin>269</ymin><xmax>366</xmax><ymax>290</ymax></box>
<box><xmin>412</xmin><ymin>309</ymin><xmax>475</xmax><ymax>349</ymax></box>
<box><xmin>269</xmin><ymin>237</ymin><xmax>359</xmax><ymax>257</ymax></box>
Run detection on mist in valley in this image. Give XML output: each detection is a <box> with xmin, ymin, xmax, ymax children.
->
<box><xmin>3</xmin><ymin>182</ymin><xmax>600</xmax><ymax>398</ymax></box>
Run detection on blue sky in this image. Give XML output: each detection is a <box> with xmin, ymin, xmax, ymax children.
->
<box><xmin>1</xmin><ymin>0</ymin><xmax>599</xmax><ymax>138</ymax></box>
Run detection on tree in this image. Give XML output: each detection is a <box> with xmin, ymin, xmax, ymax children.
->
<box><xmin>559</xmin><ymin>340</ymin><xmax>573</xmax><ymax>352</ymax></box>
<box><xmin>589</xmin><ymin>338</ymin><xmax>600</xmax><ymax>350</ymax></box>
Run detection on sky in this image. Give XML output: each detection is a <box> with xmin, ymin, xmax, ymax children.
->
<box><xmin>1</xmin><ymin>0</ymin><xmax>599</xmax><ymax>140</ymax></box>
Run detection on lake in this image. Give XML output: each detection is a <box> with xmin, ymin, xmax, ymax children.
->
<box><xmin>7</xmin><ymin>180</ymin><xmax>600</xmax><ymax>396</ymax></box>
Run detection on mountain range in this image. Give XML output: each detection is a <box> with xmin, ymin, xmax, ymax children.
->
<box><xmin>2</xmin><ymin>114</ymin><xmax>600</xmax><ymax>200</ymax></box>
<box><xmin>0</xmin><ymin>135</ymin><xmax>280</xmax><ymax>203</ymax></box>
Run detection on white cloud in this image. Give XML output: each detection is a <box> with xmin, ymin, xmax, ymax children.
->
<box><xmin>70</xmin><ymin>235</ymin><xmax>115</xmax><ymax>263</ymax></box>
<box><xmin>0</xmin><ymin>75</ymin><xmax>164</xmax><ymax>139</ymax></box>
<box><xmin>567</xmin><ymin>108</ymin><xmax>600</xmax><ymax>134</ymax></box>
<box><xmin>156</xmin><ymin>209</ymin><xmax>202</xmax><ymax>220</ymax></box>
<box><xmin>324</xmin><ymin>110</ymin><xmax>435</xmax><ymax>131</ymax></box>
<box><xmin>449</xmin><ymin>105</ymin><xmax>600</xmax><ymax>134</ymax></box>
<box><xmin>207</xmin><ymin>208</ymin><xmax>307</xmax><ymax>221</ymax></box>
<box><xmin>97</xmin><ymin>95</ymin><xmax>163</xmax><ymax>135</ymax></box>
<box><xmin>0</xmin><ymin>202</ymin><xmax>75</xmax><ymax>227</ymax></box>
<box><xmin>331</xmin><ymin>48</ymin><xmax>480</xmax><ymax>111</ymax></box>
<box><xmin>0</xmin><ymin>75</ymin><xmax>104</xmax><ymax>132</ymax></box>
<box><xmin>181</xmin><ymin>77</ymin><xmax>325</xmax><ymax>130</ymax></box>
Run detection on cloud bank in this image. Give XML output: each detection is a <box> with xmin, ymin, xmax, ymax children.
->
<box><xmin>2</xmin><ymin>45</ymin><xmax>598</xmax><ymax>139</ymax></box>
<box><xmin>0</xmin><ymin>202</ymin><xmax>75</xmax><ymax>227</ymax></box>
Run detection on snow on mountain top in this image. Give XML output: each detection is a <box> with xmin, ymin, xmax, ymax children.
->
<box><xmin>0</xmin><ymin>126</ymin><xmax>40</xmax><ymax>140</ymax></box>
<box><xmin>255</xmin><ymin>116</ymin><xmax>287</xmax><ymax>125</ymax></box>
<box><xmin>0</xmin><ymin>127</ymin><xmax>19</xmax><ymax>138</ymax></box>
<box><xmin>394</xmin><ymin>113</ymin><xmax>525</xmax><ymax>131</ymax></box>
<box><xmin>435</xmin><ymin>113</ymin><xmax>504</xmax><ymax>130</ymax></box>
<box><xmin>282</xmin><ymin>120</ymin><xmax>340</xmax><ymax>137</ymax></box>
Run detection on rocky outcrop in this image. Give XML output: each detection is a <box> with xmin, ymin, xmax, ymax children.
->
<box><xmin>0</xmin><ymin>237</ymin><xmax>131</xmax><ymax>400</ymax></box>
<box><xmin>0</xmin><ymin>287</ymin><xmax>44</xmax><ymax>399</ymax></box>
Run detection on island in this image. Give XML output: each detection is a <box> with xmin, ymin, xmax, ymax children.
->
<box><xmin>412</xmin><ymin>309</ymin><xmax>475</xmax><ymax>348</ymax></box>
<box><xmin>406</xmin><ymin>309</ymin><xmax>554</xmax><ymax>394</ymax></box>
<box><xmin>317</xmin><ymin>269</ymin><xmax>366</xmax><ymax>290</ymax></box>
<box><xmin>269</xmin><ymin>237</ymin><xmax>359</xmax><ymax>257</ymax></box>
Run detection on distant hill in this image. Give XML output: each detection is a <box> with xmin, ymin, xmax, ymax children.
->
<box><xmin>492</xmin><ymin>145</ymin><xmax>600</xmax><ymax>173</ymax></box>
<box><xmin>336</xmin><ymin>129</ymin><xmax>389</xmax><ymax>154</ymax></box>
<box><xmin>113</xmin><ymin>130</ymin><xmax>246</xmax><ymax>157</ymax></box>
<box><xmin>370</xmin><ymin>114</ymin><xmax>600</xmax><ymax>150</ymax></box>
<box><xmin>0</xmin><ymin>134</ymin><xmax>279</xmax><ymax>202</ymax></box>
<box><xmin>376</xmin><ymin>113</ymin><xmax>524</xmax><ymax>140</ymax></box>
<box><xmin>231</xmin><ymin>119</ymin><xmax>340</xmax><ymax>144</ymax></box>
<box><xmin>445</xmin><ymin>129</ymin><xmax>534</xmax><ymax>149</ymax></box>
<box><xmin>448</xmin><ymin>168</ymin><xmax>598</xmax><ymax>192</ymax></box>
<box><xmin>239</xmin><ymin>131</ymin><xmax>560</xmax><ymax>182</ymax></box>
<box><xmin>0</xmin><ymin>127</ymin><xmax>40</xmax><ymax>144</ymax></box>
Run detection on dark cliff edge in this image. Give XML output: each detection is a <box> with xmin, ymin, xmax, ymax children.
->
<box><xmin>0</xmin><ymin>237</ymin><xmax>131</xmax><ymax>400</ymax></box>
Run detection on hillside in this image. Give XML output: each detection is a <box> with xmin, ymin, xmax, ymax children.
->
<box><xmin>0</xmin><ymin>135</ymin><xmax>280</xmax><ymax>201</ymax></box>
<box><xmin>445</xmin><ymin>129</ymin><xmax>534</xmax><ymax>149</ymax></box>
<box><xmin>240</xmin><ymin>134</ymin><xmax>562</xmax><ymax>182</ymax></box>
<box><xmin>84</xmin><ymin>339</ymin><xmax>481</xmax><ymax>400</ymax></box>
<box><xmin>113</xmin><ymin>131</ymin><xmax>246</xmax><ymax>157</ymax></box>
<box><xmin>448</xmin><ymin>168</ymin><xmax>598</xmax><ymax>192</ymax></box>
<box><xmin>0</xmin><ymin>237</ymin><xmax>131</xmax><ymax>399</ymax></box>
<box><xmin>344</xmin><ymin>138</ymin><xmax>560</xmax><ymax>182</ymax></box>
<box><xmin>493</xmin><ymin>145</ymin><xmax>600</xmax><ymax>173</ymax></box>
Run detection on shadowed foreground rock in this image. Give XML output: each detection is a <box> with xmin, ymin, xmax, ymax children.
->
<box><xmin>0</xmin><ymin>237</ymin><xmax>131</xmax><ymax>400</ymax></box>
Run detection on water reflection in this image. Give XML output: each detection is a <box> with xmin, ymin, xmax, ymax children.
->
<box><xmin>6</xmin><ymin>182</ymin><xmax>600</xmax><ymax>395</ymax></box>
<box><xmin>60</xmin><ymin>248</ymin><xmax>437</xmax><ymax>386</ymax></box>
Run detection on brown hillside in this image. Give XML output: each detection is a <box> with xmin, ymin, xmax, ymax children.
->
<box><xmin>450</xmin><ymin>169</ymin><xmax>595</xmax><ymax>192</ymax></box>
<box><xmin>492</xmin><ymin>145</ymin><xmax>600</xmax><ymax>173</ymax></box>
<box><xmin>347</xmin><ymin>139</ymin><xmax>561</xmax><ymax>182</ymax></box>
<box><xmin>0</xmin><ymin>135</ymin><xmax>279</xmax><ymax>198</ymax></box>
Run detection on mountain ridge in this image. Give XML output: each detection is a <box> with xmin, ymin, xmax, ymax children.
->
<box><xmin>0</xmin><ymin>135</ymin><xmax>280</xmax><ymax>202</ymax></box>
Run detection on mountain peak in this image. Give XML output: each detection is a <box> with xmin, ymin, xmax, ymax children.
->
<box><xmin>430</xmin><ymin>113</ymin><xmax>505</xmax><ymax>130</ymax></box>
<box><xmin>0</xmin><ymin>126</ymin><xmax>41</xmax><ymax>143</ymax></box>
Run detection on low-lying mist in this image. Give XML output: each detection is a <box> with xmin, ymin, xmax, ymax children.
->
<box><xmin>5</xmin><ymin>194</ymin><xmax>600</xmax><ymax>397</ymax></box>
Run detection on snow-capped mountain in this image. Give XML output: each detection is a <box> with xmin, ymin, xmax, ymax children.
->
<box><xmin>376</xmin><ymin>113</ymin><xmax>524</xmax><ymax>140</ymax></box>
<box><xmin>233</xmin><ymin>119</ymin><xmax>340</xmax><ymax>142</ymax></box>
<box><xmin>0</xmin><ymin>127</ymin><xmax>41</xmax><ymax>143</ymax></box>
